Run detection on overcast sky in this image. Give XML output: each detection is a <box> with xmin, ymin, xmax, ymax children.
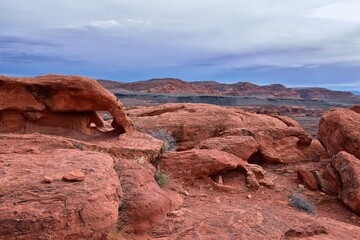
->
<box><xmin>1</xmin><ymin>0</ymin><xmax>360</xmax><ymax>90</ymax></box>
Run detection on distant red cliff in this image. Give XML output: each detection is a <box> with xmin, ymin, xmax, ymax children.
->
<box><xmin>98</xmin><ymin>78</ymin><xmax>360</xmax><ymax>103</ymax></box>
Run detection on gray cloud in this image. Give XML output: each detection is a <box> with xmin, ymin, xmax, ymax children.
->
<box><xmin>0</xmin><ymin>0</ymin><xmax>359</xmax><ymax>89</ymax></box>
<box><xmin>0</xmin><ymin>35</ymin><xmax>59</xmax><ymax>48</ymax></box>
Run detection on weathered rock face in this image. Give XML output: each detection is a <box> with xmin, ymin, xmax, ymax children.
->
<box><xmin>160</xmin><ymin>149</ymin><xmax>263</xmax><ymax>190</ymax></box>
<box><xmin>332</xmin><ymin>151</ymin><xmax>360</xmax><ymax>214</ymax></box>
<box><xmin>297</xmin><ymin>169</ymin><xmax>318</xmax><ymax>190</ymax></box>
<box><xmin>221</xmin><ymin>127</ymin><xmax>326</xmax><ymax>164</ymax></box>
<box><xmin>114</xmin><ymin>159</ymin><xmax>180</xmax><ymax>232</ymax></box>
<box><xmin>0</xmin><ymin>148</ymin><xmax>121</xmax><ymax>239</ymax></box>
<box><xmin>240</xmin><ymin>105</ymin><xmax>325</xmax><ymax>118</ymax></box>
<box><xmin>160</xmin><ymin>149</ymin><xmax>245</xmax><ymax>181</ymax></box>
<box><xmin>129</xmin><ymin>103</ymin><xmax>326</xmax><ymax>164</ymax></box>
<box><xmin>0</xmin><ymin>129</ymin><xmax>177</xmax><ymax>238</ymax></box>
<box><xmin>195</xmin><ymin>135</ymin><xmax>259</xmax><ymax>161</ymax></box>
<box><xmin>301</xmin><ymin>151</ymin><xmax>360</xmax><ymax>215</ymax></box>
<box><xmin>351</xmin><ymin>105</ymin><xmax>360</xmax><ymax>114</ymax></box>
<box><xmin>0</xmin><ymin>74</ymin><xmax>133</xmax><ymax>134</ymax></box>
<box><xmin>129</xmin><ymin>103</ymin><xmax>304</xmax><ymax>151</ymax></box>
<box><xmin>318</xmin><ymin>108</ymin><xmax>360</xmax><ymax>158</ymax></box>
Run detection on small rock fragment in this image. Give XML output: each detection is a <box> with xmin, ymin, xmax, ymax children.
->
<box><xmin>258</xmin><ymin>177</ymin><xmax>275</xmax><ymax>189</ymax></box>
<box><xmin>62</xmin><ymin>170</ymin><xmax>85</xmax><ymax>182</ymax></box>
<box><xmin>297</xmin><ymin>169</ymin><xmax>318</xmax><ymax>190</ymax></box>
<box><xmin>215</xmin><ymin>175</ymin><xmax>223</xmax><ymax>185</ymax></box>
<box><xmin>247</xmin><ymin>194</ymin><xmax>252</xmax><ymax>199</ymax></box>
<box><xmin>167</xmin><ymin>210</ymin><xmax>184</xmax><ymax>218</ymax></box>
<box><xmin>43</xmin><ymin>176</ymin><xmax>52</xmax><ymax>184</ymax></box>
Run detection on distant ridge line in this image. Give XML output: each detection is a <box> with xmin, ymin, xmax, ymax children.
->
<box><xmin>97</xmin><ymin>78</ymin><xmax>360</xmax><ymax>103</ymax></box>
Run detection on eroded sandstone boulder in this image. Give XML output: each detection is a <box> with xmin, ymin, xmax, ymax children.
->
<box><xmin>318</xmin><ymin>107</ymin><xmax>360</xmax><ymax>158</ymax></box>
<box><xmin>160</xmin><ymin>149</ymin><xmax>263</xmax><ymax>190</ymax></box>
<box><xmin>0</xmin><ymin>149</ymin><xmax>121</xmax><ymax>239</ymax></box>
<box><xmin>128</xmin><ymin>103</ymin><xmax>323</xmax><ymax>164</ymax></box>
<box><xmin>128</xmin><ymin>103</ymin><xmax>292</xmax><ymax>151</ymax></box>
<box><xmin>0</xmin><ymin>74</ymin><xmax>133</xmax><ymax>134</ymax></box>
<box><xmin>332</xmin><ymin>151</ymin><xmax>360</xmax><ymax>214</ymax></box>
<box><xmin>221</xmin><ymin>127</ymin><xmax>326</xmax><ymax>164</ymax></box>
<box><xmin>297</xmin><ymin>169</ymin><xmax>318</xmax><ymax>190</ymax></box>
<box><xmin>195</xmin><ymin>135</ymin><xmax>259</xmax><ymax>161</ymax></box>
<box><xmin>0</xmin><ymin>130</ymin><xmax>176</xmax><ymax>237</ymax></box>
<box><xmin>351</xmin><ymin>105</ymin><xmax>360</xmax><ymax>114</ymax></box>
<box><xmin>114</xmin><ymin>158</ymin><xmax>180</xmax><ymax>232</ymax></box>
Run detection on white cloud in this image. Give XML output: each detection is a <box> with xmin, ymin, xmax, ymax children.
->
<box><xmin>308</xmin><ymin>0</ymin><xmax>360</xmax><ymax>22</ymax></box>
<box><xmin>126</xmin><ymin>19</ymin><xmax>152</xmax><ymax>25</ymax></box>
<box><xmin>61</xmin><ymin>20</ymin><xmax>120</xmax><ymax>30</ymax></box>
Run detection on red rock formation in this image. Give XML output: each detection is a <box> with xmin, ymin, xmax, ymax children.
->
<box><xmin>195</xmin><ymin>135</ymin><xmax>259</xmax><ymax>161</ymax></box>
<box><xmin>351</xmin><ymin>104</ymin><xmax>360</xmax><ymax>114</ymax></box>
<box><xmin>220</xmin><ymin>127</ymin><xmax>328</xmax><ymax>164</ymax></box>
<box><xmin>112</xmin><ymin>78</ymin><xmax>219</xmax><ymax>95</ymax></box>
<box><xmin>129</xmin><ymin>103</ymin><xmax>326</xmax><ymax>164</ymax></box>
<box><xmin>160</xmin><ymin>149</ymin><xmax>262</xmax><ymax>190</ymax></box>
<box><xmin>0</xmin><ymin>74</ymin><xmax>133</xmax><ymax>134</ymax></box>
<box><xmin>128</xmin><ymin>103</ymin><xmax>295</xmax><ymax>151</ymax></box>
<box><xmin>332</xmin><ymin>151</ymin><xmax>360</xmax><ymax>214</ymax></box>
<box><xmin>0</xmin><ymin>146</ymin><xmax>121</xmax><ymax>239</ymax></box>
<box><xmin>114</xmin><ymin>158</ymin><xmax>180</xmax><ymax>232</ymax></box>
<box><xmin>99</xmin><ymin>78</ymin><xmax>360</xmax><ymax>102</ymax></box>
<box><xmin>3</xmin><ymin>74</ymin><xmax>360</xmax><ymax>239</ymax></box>
<box><xmin>318</xmin><ymin>107</ymin><xmax>360</xmax><ymax>158</ymax></box>
<box><xmin>297</xmin><ymin>169</ymin><xmax>318</xmax><ymax>190</ymax></box>
<box><xmin>240</xmin><ymin>105</ymin><xmax>325</xmax><ymax>117</ymax></box>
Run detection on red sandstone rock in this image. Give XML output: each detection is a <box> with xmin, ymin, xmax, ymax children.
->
<box><xmin>222</xmin><ymin>126</ymin><xmax>323</xmax><ymax>164</ymax></box>
<box><xmin>130</xmin><ymin>103</ymin><xmax>324</xmax><ymax>164</ymax></box>
<box><xmin>43</xmin><ymin>176</ymin><xmax>53</xmax><ymax>184</ymax></box>
<box><xmin>240</xmin><ymin>105</ymin><xmax>325</xmax><ymax>118</ymax></box>
<box><xmin>114</xmin><ymin>158</ymin><xmax>180</xmax><ymax>232</ymax></box>
<box><xmin>318</xmin><ymin>108</ymin><xmax>360</xmax><ymax>158</ymax></box>
<box><xmin>351</xmin><ymin>105</ymin><xmax>360</xmax><ymax>114</ymax></box>
<box><xmin>160</xmin><ymin>149</ymin><xmax>243</xmax><ymax>181</ymax></box>
<box><xmin>272</xmin><ymin>115</ymin><xmax>302</xmax><ymax>127</ymax></box>
<box><xmin>160</xmin><ymin>149</ymin><xmax>262</xmax><ymax>190</ymax></box>
<box><xmin>62</xmin><ymin>169</ymin><xmax>85</xmax><ymax>182</ymax></box>
<box><xmin>332</xmin><ymin>151</ymin><xmax>360</xmax><ymax>215</ymax></box>
<box><xmin>0</xmin><ymin>148</ymin><xmax>121</xmax><ymax>239</ymax></box>
<box><xmin>297</xmin><ymin>169</ymin><xmax>318</xmax><ymax>190</ymax></box>
<box><xmin>195</xmin><ymin>135</ymin><xmax>259</xmax><ymax>161</ymax></box>
<box><xmin>129</xmin><ymin>103</ymin><xmax>297</xmax><ymax>151</ymax></box>
<box><xmin>322</xmin><ymin>164</ymin><xmax>342</xmax><ymax>195</ymax></box>
<box><xmin>0</xmin><ymin>74</ymin><xmax>133</xmax><ymax>134</ymax></box>
<box><xmin>2</xmin><ymin>75</ymin><xmax>360</xmax><ymax>239</ymax></box>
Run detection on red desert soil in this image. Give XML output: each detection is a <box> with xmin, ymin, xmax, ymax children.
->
<box><xmin>1</xmin><ymin>75</ymin><xmax>360</xmax><ymax>240</ymax></box>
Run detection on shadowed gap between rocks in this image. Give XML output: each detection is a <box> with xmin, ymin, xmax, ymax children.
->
<box><xmin>247</xmin><ymin>150</ymin><xmax>265</xmax><ymax>165</ymax></box>
<box><xmin>209</xmin><ymin>167</ymin><xmax>247</xmax><ymax>189</ymax></box>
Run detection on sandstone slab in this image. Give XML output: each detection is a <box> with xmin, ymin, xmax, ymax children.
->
<box><xmin>0</xmin><ymin>74</ymin><xmax>133</xmax><ymax>134</ymax></box>
<box><xmin>318</xmin><ymin>108</ymin><xmax>360</xmax><ymax>158</ymax></box>
<box><xmin>0</xmin><ymin>149</ymin><xmax>121</xmax><ymax>239</ymax></box>
<box><xmin>332</xmin><ymin>151</ymin><xmax>360</xmax><ymax>214</ymax></box>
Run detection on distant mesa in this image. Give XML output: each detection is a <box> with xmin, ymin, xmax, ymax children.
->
<box><xmin>98</xmin><ymin>78</ymin><xmax>360</xmax><ymax>103</ymax></box>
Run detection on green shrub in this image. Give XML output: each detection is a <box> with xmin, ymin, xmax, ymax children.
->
<box><xmin>149</xmin><ymin>129</ymin><xmax>176</xmax><ymax>152</ymax></box>
<box><xmin>289</xmin><ymin>194</ymin><xmax>314</xmax><ymax>214</ymax></box>
<box><xmin>155</xmin><ymin>172</ymin><xmax>170</xmax><ymax>187</ymax></box>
